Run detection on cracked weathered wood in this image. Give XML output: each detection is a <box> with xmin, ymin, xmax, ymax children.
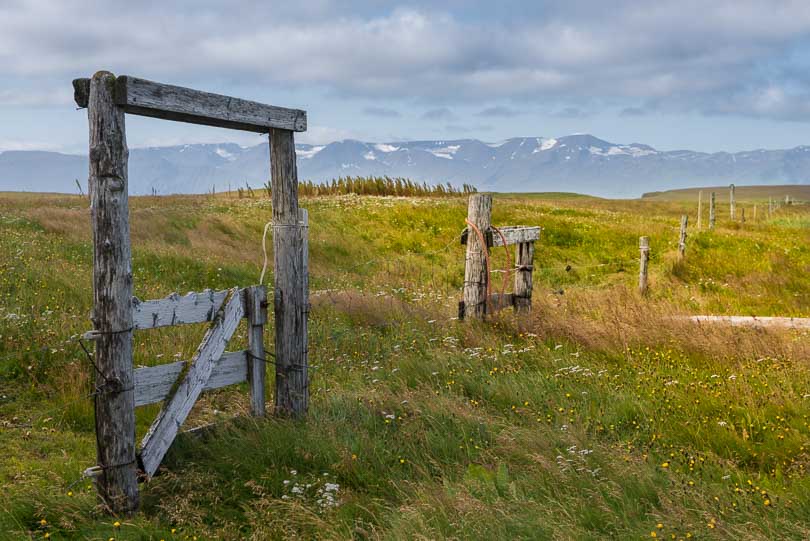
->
<box><xmin>111</xmin><ymin>76</ymin><xmax>306</xmax><ymax>133</ymax></box>
<box><xmin>461</xmin><ymin>225</ymin><xmax>540</xmax><ymax>247</ymax></box>
<box><xmin>87</xmin><ymin>71</ymin><xmax>139</xmax><ymax>515</ymax></box>
<box><xmin>245</xmin><ymin>286</ymin><xmax>267</xmax><ymax>417</ymax></box>
<box><xmin>462</xmin><ymin>194</ymin><xmax>492</xmax><ymax>319</ymax></box>
<box><xmin>514</xmin><ymin>241</ymin><xmax>535</xmax><ymax>312</ymax></box>
<box><xmin>639</xmin><ymin>236</ymin><xmax>650</xmax><ymax>295</ymax></box>
<box><xmin>271</xmin><ymin>129</ymin><xmax>308</xmax><ymax>417</ymax></box>
<box><xmin>134</xmin><ymin>351</ymin><xmax>249</xmax><ymax>407</ymax></box>
<box><xmin>139</xmin><ymin>288</ymin><xmax>244</xmax><ymax>477</ymax></box>
<box><xmin>132</xmin><ymin>289</ymin><xmax>237</xmax><ymax>330</ymax></box>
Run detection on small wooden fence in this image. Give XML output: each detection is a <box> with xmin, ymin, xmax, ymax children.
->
<box><xmin>459</xmin><ymin>194</ymin><xmax>540</xmax><ymax>319</ymax></box>
<box><xmin>73</xmin><ymin>71</ymin><xmax>309</xmax><ymax>515</ymax></box>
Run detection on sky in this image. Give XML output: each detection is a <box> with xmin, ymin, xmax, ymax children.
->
<box><xmin>3</xmin><ymin>0</ymin><xmax>810</xmax><ymax>154</ymax></box>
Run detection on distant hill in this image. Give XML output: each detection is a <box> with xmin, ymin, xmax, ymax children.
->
<box><xmin>3</xmin><ymin>134</ymin><xmax>810</xmax><ymax>197</ymax></box>
<box><xmin>642</xmin><ymin>184</ymin><xmax>810</xmax><ymax>202</ymax></box>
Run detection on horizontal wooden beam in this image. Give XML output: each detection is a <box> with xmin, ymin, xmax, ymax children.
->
<box><xmin>134</xmin><ymin>350</ymin><xmax>248</xmax><ymax>407</ymax></box>
<box><xmin>132</xmin><ymin>288</ymin><xmax>244</xmax><ymax>330</ymax></box>
<box><xmin>681</xmin><ymin>315</ymin><xmax>810</xmax><ymax>329</ymax></box>
<box><xmin>461</xmin><ymin>226</ymin><xmax>540</xmax><ymax>247</ymax></box>
<box><xmin>73</xmin><ymin>75</ymin><xmax>307</xmax><ymax>132</ymax></box>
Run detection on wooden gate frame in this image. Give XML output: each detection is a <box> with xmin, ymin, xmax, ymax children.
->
<box><xmin>459</xmin><ymin>194</ymin><xmax>540</xmax><ymax>319</ymax></box>
<box><xmin>73</xmin><ymin>71</ymin><xmax>309</xmax><ymax>515</ymax></box>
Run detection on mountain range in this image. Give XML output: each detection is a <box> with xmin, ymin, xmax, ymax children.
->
<box><xmin>3</xmin><ymin>134</ymin><xmax>810</xmax><ymax>198</ymax></box>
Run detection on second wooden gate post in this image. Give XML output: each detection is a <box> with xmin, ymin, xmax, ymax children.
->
<box><xmin>87</xmin><ymin>71</ymin><xmax>139</xmax><ymax>515</ymax></box>
<box><xmin>514</xmin><ymin>240</ymin><xmax>535</xmax><ymax>312</ymax></box>
<box><xmin>246</xmin><ymin>286</ymin><xmax>267</xmax><ymax>417</ymax></box>
<box><xmin>462</xmin><ymin>194</ymin><xmax>492</xmax><ymax>319</ymax></box>
<box><xmin>639</xmin><ymin>236</ymin><xmax>650</xmax><ymax>295</ymax></box>
<box><xmin>270</xmin><ymin>128</ymin><xmax>308</xmax><ymax>417</ymax></box>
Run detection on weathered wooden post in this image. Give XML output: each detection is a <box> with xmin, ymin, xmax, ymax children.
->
<box><xmin>741</xmin><ymin>208</ymin><xmax>746</xmax><ymax>224</ymax></box>
<box><xmin>786</xmin><ymin>194</ymin><xmax>791</xmax><ymax>206</ymax></box>
<box><xmin>245</xmin><ymin>285</ymin><xmax>267</xmax><ymax>417</ymax></box>
<box><xmin>729</xmin><ymin>184</ymin><xmax>736</xmax><ymax>220</ymax></box>
<box><xmin>709</xmin><ymin>192</ymin><xmax>716</xmax><ymax>229</ymax></box>
<box><xmin>639</xmin><ymin>236</ymin><xmax>650</xmax><ymax>295</ymax></box>
<box><xmin>270</xmin><ymin>129</ymin><xmax>308</xmax><ymax>417</ymax></box>
<box><xmin>697</xmin><ymin>190</ymin><xmax>703</xmax><ymax>229</ymax></box>
<box><xmin>514</xmin><ymin>239</ymin><xmax>535</xmax><ymax>312</ymax></box>
<box><xmin>462</xmin><ymin>194</ymin><xmax>492</xmax><ymax>319</ymax></box>
<box><xmin>754</xmin><ymin>204</ymin><xmax>757</xmax><ymax>221</ymax></box>
<box><xmin>678</xmin><ymin>215</ymin><xmax>688</xmax><ymax>259</ymax></box>
<box><xmin>86</xmin><ymin>71</ymin><xmax>139</xmax><ymax>515</ymax></box>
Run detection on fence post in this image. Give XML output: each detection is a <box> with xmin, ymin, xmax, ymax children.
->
<box><xmin>246</xmin><ymin>285</ymin><xmax>267</xmax><ymax>417</ymax></box>
<box><xmin>514</xmin><ymin>240</ymin><xmax>535</xmax><ymax>312</ymax></box>
<box><xmin>270</xmin><ymin>129</ymin><xmax>308</xmax><ymax>417</ymax></box>
<box><xmin>697</xmin><ymin>190</ymin><xmax>703</xmax><ymax>229</ymax></box>
<box><xmin>754</xmin><ymin>204</ymin><xmax>757</xmax><ymax>221</ymax></box>
<box><xmin>741</xmin><ymin>208</ymin><xmax>746</xmax><ymax>224</ymax></box>
<box><xmin>709</xmin><ymin>192</ymin><xmax>716</xmax><ymax>229</ymax></box>
<box><xmin>729</xmin><ymin>184</ymin><xmax>736</xmax><ymax>220</ymax></box>
<box><xmin>462</xmin><ymin>194</ymin><xmax>492</xmax><ymax>319</ymax></box>
<box><xmin>299</xmin><ymin>208</ymin><xmax>309</xmax><ymax>401</ymax></box>
<box><xmin>87</xmin><ymin>71</ymin><xmax>139</xmax><ymax>515</ymax></box>
<box><xmin>639</xmin><ymin>236</ymin><xmax>650</xmax><ymax>295</ymax></box>
<box><xmin>678</xmin><ymin>215</ymin><xmax>688</xmax><ymax>259</ymax></box>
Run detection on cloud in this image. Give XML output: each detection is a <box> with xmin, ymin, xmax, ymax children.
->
<box><xmin>550</xmin><ymin>107</ymin><xmax>590</xmax><ymax>119</ymax></box>
<box><xmin>476</xmin><ymin>106</ymin><xmax>520</xmax><ymax>117</ymax></box>
<box><xmin>2</xmin><ymin>1</ymin><xmax>810</xmax><ymax>123</ymax></box>
<box><xmin>620</xmin><ymin>107</ymin><xmax>647</xmax><ymax>117</ymax></box>
<box><xmin>445</xmin><ymin>123</ymin><xmax>493</xmax><ymax>133</ymax></box>
<box><xmin>421</xmin><ymin>107</ymin><xmax>456</xmax><ymax>121</ymax></box>
<box><xmin>363</xmin><ymin>106</ymin><xmax>401</xmax><ymax>118</ymax></box>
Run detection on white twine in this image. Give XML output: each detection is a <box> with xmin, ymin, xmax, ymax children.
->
<box><xmin>259</xmin><ymin>220</ymin><xmax>272</xmax><ymax>285</ymax></box>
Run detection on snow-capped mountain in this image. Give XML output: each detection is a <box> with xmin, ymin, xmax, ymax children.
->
<box><xmin>3</xmin><ymin>135</ymin><xmax>810</xmax><ymax>197</ymax></box>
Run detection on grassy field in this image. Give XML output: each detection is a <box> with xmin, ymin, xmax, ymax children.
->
<box><xmin>2</xmin><ymin>190</ymin><xmax>810</xmax><ymax>540</ymax></box>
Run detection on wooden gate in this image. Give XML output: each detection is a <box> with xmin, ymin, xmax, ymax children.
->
<box><xmin>74</xmin><ymin>71</ymin><xmax>309</xmax><ymax>514</ymax></box>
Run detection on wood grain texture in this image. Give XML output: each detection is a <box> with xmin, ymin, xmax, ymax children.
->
<box><xmin>139</xmin><ymin>288</ymin><xmax>244</xmax><ymax>477</ymax></box>
<box><xmin>461</xmin><ymin>226</ymin><xmax>540</xmax><ymax>247</ymax></box>
<box><xmin>270</xmin><ymin>129</ymin><xmax>308</xmax><ymax>417</ymax></box>
<box><xmin>245</xmin><ymin>286</ymin><xmax>267</xmax><ymax>417</ymax></box>
<box><xmin>134</xmin><ymin>351</ymin><xmax>248</xmax><ymax>407</ymax></box>
<box><xmin>132</xmin><ymin>289</ymin><xmax>235</xmax><ymax>330</ymax></box>
<box><xmin>639</xmin><ymin>236</ymin><xmax>650</xmax><ymax>295</ymax></box>
<box><xmin>678</xmin><ymin>215</ymin><xmax>688</xmax><ymax>259</ymax></box>
<box><xmin>514</xmin><ymin>241</ymin><xmax>535</xmax><ymax>312</ymax></box>
<box><xmin>462</xmin><ymin>194</ymin><xmax>492</xmax><ymax>319</ymax></box>
<box><xmin>114</xmin><ymin>76</ymin><xmax>306</xmax><ymax>132</ymax></box>
<box><xmin>87</xmin><ymin>71</ymin><xmax>139</xmax><ymax>514</ymax></box>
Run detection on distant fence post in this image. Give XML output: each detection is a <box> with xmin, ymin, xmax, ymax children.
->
<box><xmin>87</xmin><ymin>71</ymin><xmax>139</xmax><ymax>515</ymax></box>
<box><xmin>514</xmin><ymin>240</ymin><xmax>535</xmax><ymax>313</ymax></box>
<box><xmin>270</xmin><ymin>128</ymin><xmax>308</xmax><ymax>417</ymax></box>
<box><xmin>741</xmin><ymin>208</ymin><xmax>746</xmax><ymax>224</ymax></box>
<box><xmin>678</xmin><ymin>215</ymin><xmax>688</xmax><ymax>259</ymax></box>
<box><xmin>462</xmin><ymin>194</ymin><xmax>493</xmax><ymax>319</ymax></box>
<box><xmin>709</xmin><ymin>192</ymin><xmax>716</xmax><ymax>229</ymax></box>
<box><xmin>729</xmin><ymin>184</ymin><xmax>736</xmax><ymax>220</ymax></box>
<box><xmin>639</xmin><ymin>236</ymin><xmax>650</xmax><ymax>295</ymax></box>
<box><xmin>754</xmin><ymin>204</ymin><xmax>757</xmax><ymax>221</ymax></box>
<box><xmin>245</xmin><ymin>285</ymin><xmax>267</xmax><ymax>417</ymax></box>
<box><xmin>697</xmin><ymin>190</ymin><xmax>703</xmax><ymax>229</ymax></box>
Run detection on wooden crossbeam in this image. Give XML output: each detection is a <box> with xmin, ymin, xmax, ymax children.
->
<box><xmin>139</xmin><ymin>288</ymin><xmax>244</xmax><ymax>478</ymax></box>
<box><xmin>132</xmin><ymin>289</ymin><xmax>241</xmax><ymax>330</ymax></box>
<box><xmin>73</xmin><ymin>75</ymin><xmax>307</xmax><ymax>132</ymax></box>
<box><xmin>461</xmin><ymin>226</ymin><xmax>540</xmax><ymax>247</ymax></box>
<box><xmin>134</xmin><ymin>351</ymin><xmax>248</xmax><ymax>407</ymax></box>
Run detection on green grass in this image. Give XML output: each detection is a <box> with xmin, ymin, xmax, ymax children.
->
<box><xmin>2</xmin><ymin>191</ymin><xmax>810</xmax><ymax>539</ymax></box>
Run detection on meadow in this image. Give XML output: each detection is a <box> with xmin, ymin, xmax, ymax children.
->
<box><xmin>2</xmin><ymin>188</ymin><xmax>810</xmax><ymax>540</ymax></box>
